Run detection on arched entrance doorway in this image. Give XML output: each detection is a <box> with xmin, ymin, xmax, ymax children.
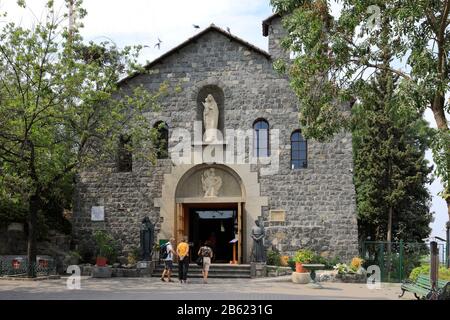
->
<box><xmin>174</xmin><ymin>164</ymin><xmax>245</xmax><ymax>263</ymax></box>
<box><xmin>155</xmin><ymin>163</ymin><xmax>268</xmax><ymax>264</ymax></box>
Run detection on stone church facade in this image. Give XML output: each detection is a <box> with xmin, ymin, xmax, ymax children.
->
<box><xmin>72</xmin><ymin>15</ymin><xmax>359</xmax><ymax>263</ymax></box>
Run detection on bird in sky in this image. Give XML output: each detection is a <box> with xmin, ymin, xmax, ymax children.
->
<box><xmin>154</xmin><ymin>38</ymin><xmax>162</xmax><ymax>50</ymax></box>
<box><xmin>193</xmin><ymin>24</ymin><xmax>200</xmax><ymax>29</ymax></box>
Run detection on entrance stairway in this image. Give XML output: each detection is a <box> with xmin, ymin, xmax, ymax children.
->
<box><xmin>152</xmin><ymin>263</ymin><xmax>252</xmax><ymax>279</ymax></box>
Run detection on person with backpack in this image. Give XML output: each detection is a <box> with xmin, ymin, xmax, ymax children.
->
<box><xmin>198</xmin><ymin>240</ymin><xmax>213</xmax><ymax>284</ymax></box>
<box><xmin>160</xmin><ymin>237</ymin><xmax>176</xmax><ymax>282</ymax></box>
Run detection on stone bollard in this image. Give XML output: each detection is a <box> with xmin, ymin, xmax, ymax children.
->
<box><xmin>251</xmin><ymin>262</ymin><xmax>267</xmax><ymax>278</ymax></box>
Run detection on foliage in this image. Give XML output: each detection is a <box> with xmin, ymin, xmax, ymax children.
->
<box><xmin>0</xmin><ymin>1</ymin><xmax>169</xmax><ymax>275</ymax></box>
<box><xmin>93</xmin><ymin>230</ymin><xmax>118</xmax><ymax>262</ymax></box>
<box><xmin>409</xmin><ymin>264</ymin><xmax>450</xmax><ymax>282</ymax></box>
<box><xmin>353</xmin><ymin>71</ymin><xmax>433</xmax><ymax>242</ymax></box>
<box><xmin>310</xmin><ymin>254</ymin><xmax>341</xmax><ymax>269</ymax></box>
<box><xmin>334</xmin><ymin>263</ymin><xmax>350</xmax><ymax>275</ymax></box>
<box><xmin>68</xmin><ymin>250</ymin><xmax>82</xmax><ymax>260</ymax></box>
<box><xmin>0</xmin><ymin>197</ymin><xmax>27</xmax><ymax>228</ymax></box>
<box><xmin>127</xmin><ymin>247</ymin><xmax>140</xmax><ymax>265</ymax></box>
<box><xmin>266</xmin><ymin>249</ymin><xmax>282</xmax><ymax>266</ymax></box>
<box><xmin>77</xmin><ymin>240</ymin><xmax>95</xmax><ymax>264</ymax></box>
<box><xmin>280</xmin><ymin>255</ymin><xmax>290</xmax><ymax>267</ymax></box>
<box><xmin>288</xmin><ymin>258</ymin><xmax>296</xmax><ymax>271</ymax></box>
<box><xmin>350</xmin><ymin>257</ymin><xmax>364</xmax><ymax>272</ymax></box>
<box><xmin>294</xmin><ymin>249</ymin><xmax>315</xmax><ymax>263</ymax></box>
<box><xmin>270</xmin><ymin>0</ymin><xmax>450</xmax><ymax>218</ymax></box>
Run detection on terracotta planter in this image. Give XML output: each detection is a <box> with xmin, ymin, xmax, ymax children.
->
<box><xmin>295</xmin><ymin>262</ymin><xmax>307</xmax><ymax>273</ymax></box>
<box><xmin>96</xmin><ymin>257</ymin><xmax>107</xmax><ymax>267</ymax></box>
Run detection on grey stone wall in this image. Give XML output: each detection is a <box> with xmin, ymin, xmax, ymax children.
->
<box><xmin>267</xmin><ymin>16</ymin><xmax>290</xmax><ymax>62</ymax></box>
<box><xmin>72</xmin><ymin>25</ymin><xmax>358</xmax><ymax>262</ymax></box>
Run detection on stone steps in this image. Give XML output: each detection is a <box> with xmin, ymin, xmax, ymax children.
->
<box><xmin>152</xmin><ymin>263</ymin><xmax>252</xmax><ymax>278</ymax></box>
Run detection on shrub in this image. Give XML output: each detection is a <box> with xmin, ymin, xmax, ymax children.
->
<box><xmin>280</xmin><ymin>255</ymin><xmax>290</xmax><ymax>267</ymax></box>
<box><xmin>78</xmin><ymin>240</ymin><xmax>95</xmax><ymax>264</ymax></box>
<box><xmin>294</xmin><ymin>249</ymin><xmax>314</xmax><ymax>263</ymax></box>
<box><xmin>68</xmin><ymin>250</ymin><xmax>82</xmax><ymax>260</ymax></box>
<box><xmin>350</xmin><ymin>257</ymin><xmax>364</xmax><ymax>272</ymax></box>
<box><xmin>94</xmin><ymin>230</ymin><xmax>118</xmax><ymax>263</ymax></box>
<box><xmin>288</xmin><ymin>258</ymin><xmax>296</xmax><ymax>271</ymax></box>
<box><xmin>409</xmin><ymin>264</ymin><xmax>450</xmax><ymax>281</ymax></box>
<box><xmin>266</xmin><ymin>250</ymin><xmax>282</xmax><ymax>266</ymax></box>
<box><xmin>334</xmin><ymin>263</ymin><xmax>350</xmax><ymax>274</ymax></box>
<box><xmin>127</xmin><ymin>247</ymin><xmax>140</xmax><ymax>265</ymax></box>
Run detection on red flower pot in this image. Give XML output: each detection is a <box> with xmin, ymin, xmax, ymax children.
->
<box><xmin>96</xmin><ymin>257</ymin><xmax>107</xmax><ymax>267</ymax></box>
<box><xmin>295</xmin><ymin>262</ymin><xmax>307</xmax><ymax>273</ymax></box>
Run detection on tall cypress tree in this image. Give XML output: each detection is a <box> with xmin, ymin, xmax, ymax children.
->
<box><xmin>353</xmin><ymin>73</ymin><xmax>433</xmax><ymax>243</ymax></box>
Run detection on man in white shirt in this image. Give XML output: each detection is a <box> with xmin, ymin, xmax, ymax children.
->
<box><xmin>161</xmin><ymin>237</ymin><xmax>176</xmax><ymax>282</ymax></box>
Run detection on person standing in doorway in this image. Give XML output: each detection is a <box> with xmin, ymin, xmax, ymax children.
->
<box><xmin>160</xmin><ymin>237</ymin><xmax>176</xmax><ymax>282</ymax></box>
<box><xmin>198</xmin><ymin>241</ymin><xmax>213</xmax><ymax>284</ymax></box>
<box><xmin>177</xmin><ymin>236</ymin><xmax>190</xmax><ymax>283</ymax></box>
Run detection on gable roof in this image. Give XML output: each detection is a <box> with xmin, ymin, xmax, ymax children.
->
<box><xmin>119</xmin><ymin>24</ymin><xmax>271</xmax><ymax>85</ymax></box>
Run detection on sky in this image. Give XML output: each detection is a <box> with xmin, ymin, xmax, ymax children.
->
<box><xmin>0</xmin><ymin>0</ymin><xmax>448</xmax><ymax>240</ymax></box>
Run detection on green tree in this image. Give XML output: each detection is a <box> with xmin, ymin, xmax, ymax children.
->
<box><xmin>0</xmin><ymin>1</ymin><xmax>166</xmax><ymax>276</ymax></box>
<box><xmin>353</xmin><ymin>73</ymin><xmax>433</xmax><ymax>243</ymax></box>
<box><xmin>270</xmin><ymin>0</ymin><xmax>450</xmax><ymax>226</ymax></box>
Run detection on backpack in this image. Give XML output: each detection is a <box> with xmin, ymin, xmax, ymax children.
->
<box><xmin>200</xmin><ymin>246</ymin><xmax>212</xmax><ymax>258</ymax></box>
<box><xmin>160</xmin><ymin>242</ymin><xmax>169</xmax><ymax>259</ymax></box>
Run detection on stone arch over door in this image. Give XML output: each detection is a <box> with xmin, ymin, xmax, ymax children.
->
<box><xmin>154</xmin><ymin>163</ymin><xmax>268</xmax><ymax>263</ymax></box>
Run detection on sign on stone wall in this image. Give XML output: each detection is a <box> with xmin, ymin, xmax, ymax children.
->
<box><xmin>269</xmin><ymin>209</ymin><xmax>286</xmax><ymax>222</ymax></box>
<box><xmin>91</xmin><ymin>206</ymin><xmax>105</xmax><ymax>221</ymax></box>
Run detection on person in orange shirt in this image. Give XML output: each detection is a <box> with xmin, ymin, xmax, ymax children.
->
<box><xmin>177</xmin><ymin>236</ymin><xmax>190</xmax><ymax>283</ymax></box>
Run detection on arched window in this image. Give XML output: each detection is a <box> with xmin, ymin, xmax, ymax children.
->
<box><xmin>253</xmin><ymin>119</ymin><xmax>270</xmax><ymax>158</ymax></box>
<box><xmin>118</xmin><ymin>134</ymin><xmax>132</xmax><ymax>172</ymax></box>
<box><xmin>291</xmin><ymin>130</ymin><xmax>307</xmax><ymax>169</ymax></box>
<box><xmin>154</xmin><ymin>121</ymin><xmax>169</xmax><ymax>159</ymax></box>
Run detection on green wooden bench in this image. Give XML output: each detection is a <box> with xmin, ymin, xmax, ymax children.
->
<box><xmin>399</xmin><ymin>274</ymin><xmax>450</xmax><ymax>300</ymax></box>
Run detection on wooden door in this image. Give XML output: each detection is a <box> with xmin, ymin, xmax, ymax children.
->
<box><xmin>238</xmin><ymin>202</ymin><xmax>243</xmax><ymax>264</ymax></box>
<box><xmin>176</xmin><ymin>203</ymin><xmax>185</xmax><ymax>245</ymax></box>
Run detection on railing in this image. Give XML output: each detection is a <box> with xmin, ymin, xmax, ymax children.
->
<box><xmin>0</xmin><ymin>255</ymin><xmax>57</xmax><ymax>277</ymax></box>
<box><xmin>361</xmin><ymin>241</ymin><xmax>447</xmax><ymax>283</ymax></box>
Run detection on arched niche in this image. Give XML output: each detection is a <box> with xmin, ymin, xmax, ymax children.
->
<box><xmin>175</xmin><ymin>164</ymin><xmax>244</xmax><ymax>202</ymax></box>
<box><xmin>196</xmin><ymin>85</ymin><xmax>225</xmax><ymax>137</ymax></box>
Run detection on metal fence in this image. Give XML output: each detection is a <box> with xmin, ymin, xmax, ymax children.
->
<box><xmin>0</xmin><ymin>255</ymin><xmax>57</xmax><ymax>277</ymax></box>
<box><xmin>361</xmin><ymin>241</ymin><xmax>447</xmax><ymax>283</ymax></box>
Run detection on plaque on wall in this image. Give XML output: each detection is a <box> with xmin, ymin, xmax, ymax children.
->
<box><xmin>269</xmin><ymin>209</ymin><xmax>286</xmax><ymax>222</ymax></box>
<box><xmin>91</xmin><ymin>206</ymin><xmax>105</xmax><ymax>221</ymax></box>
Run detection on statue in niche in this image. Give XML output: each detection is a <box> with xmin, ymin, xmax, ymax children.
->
<box><xmin>201</xmin><ymin>168</ymin><xmax>222</xmax><ymax>197</ymax></box>
<box><xmin>202</xmin><ymin>94</ymin><xmax>219</xmax><ymax>143</ymax></box>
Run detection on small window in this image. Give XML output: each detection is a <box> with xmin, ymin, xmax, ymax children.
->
<box><xmin>118</xmin><ymin>135</ymin><xmax>132</xmax><ymax>172</ymax></box>
<box><xmin>253</xmin><ymin>119</ymin><xmax>270</xmax><ymax>158</ymax></box>
<box><xmin>291</xmin><ymin>130</ymin><xmax>307</xmax><ymax>169</ymax></box>
<box><xmin>154</xmin><ymin>122</ymin><xmax>169</xmax><ymax>159</ymax></box>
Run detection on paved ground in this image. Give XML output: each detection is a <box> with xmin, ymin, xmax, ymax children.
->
<box><xmin>0</xmin><ymin>276</ymin><xmax>410</xmax><ymax>300</ymax></box>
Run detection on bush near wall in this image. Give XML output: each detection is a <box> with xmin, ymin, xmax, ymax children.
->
<box><xmin>409</xmin><ymin>264</ymin><xmax>450</xmax><ymax>281</ymax></box>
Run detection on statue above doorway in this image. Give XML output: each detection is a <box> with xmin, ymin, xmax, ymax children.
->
<box><xmin>201</xmin><ymin>168</ymin><xmax>222</xmax><ymax>197</ymax></box>
<box><xmin>202</xmin><ymin>94</ymin><xmax>219</xmax><ymax>143</ymax></box>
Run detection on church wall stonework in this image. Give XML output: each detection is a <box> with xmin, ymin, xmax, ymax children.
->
<box><xmin>72</xmin><ymin>21</ymin><xmax>359</xmax><ymax>261</ymax></box>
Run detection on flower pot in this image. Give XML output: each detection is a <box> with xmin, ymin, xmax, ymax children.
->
<box><xmin>295</xmin><ymin>262</ymin><xmax>307</xmax><ymax>273</ymax></box>
<box><xmin>96</xmin><ymin>257</ymin><xmax>107</xmax><ymax>267</ymax></box>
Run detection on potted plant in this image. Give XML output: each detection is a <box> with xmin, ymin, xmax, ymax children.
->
<box><xmin>294</xmin><ymin>249</ymin><xmax>314</xmax><ymax>273</ymax></box>
<box><xmin>65</xmin><ymin>251</ymin><xmax>82</xmax><ymax>266</ymax></box>
<box><xmin>94</xmin><ymin>230</ymin><xmax>116</xmax><ymax>267</ymax></box>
